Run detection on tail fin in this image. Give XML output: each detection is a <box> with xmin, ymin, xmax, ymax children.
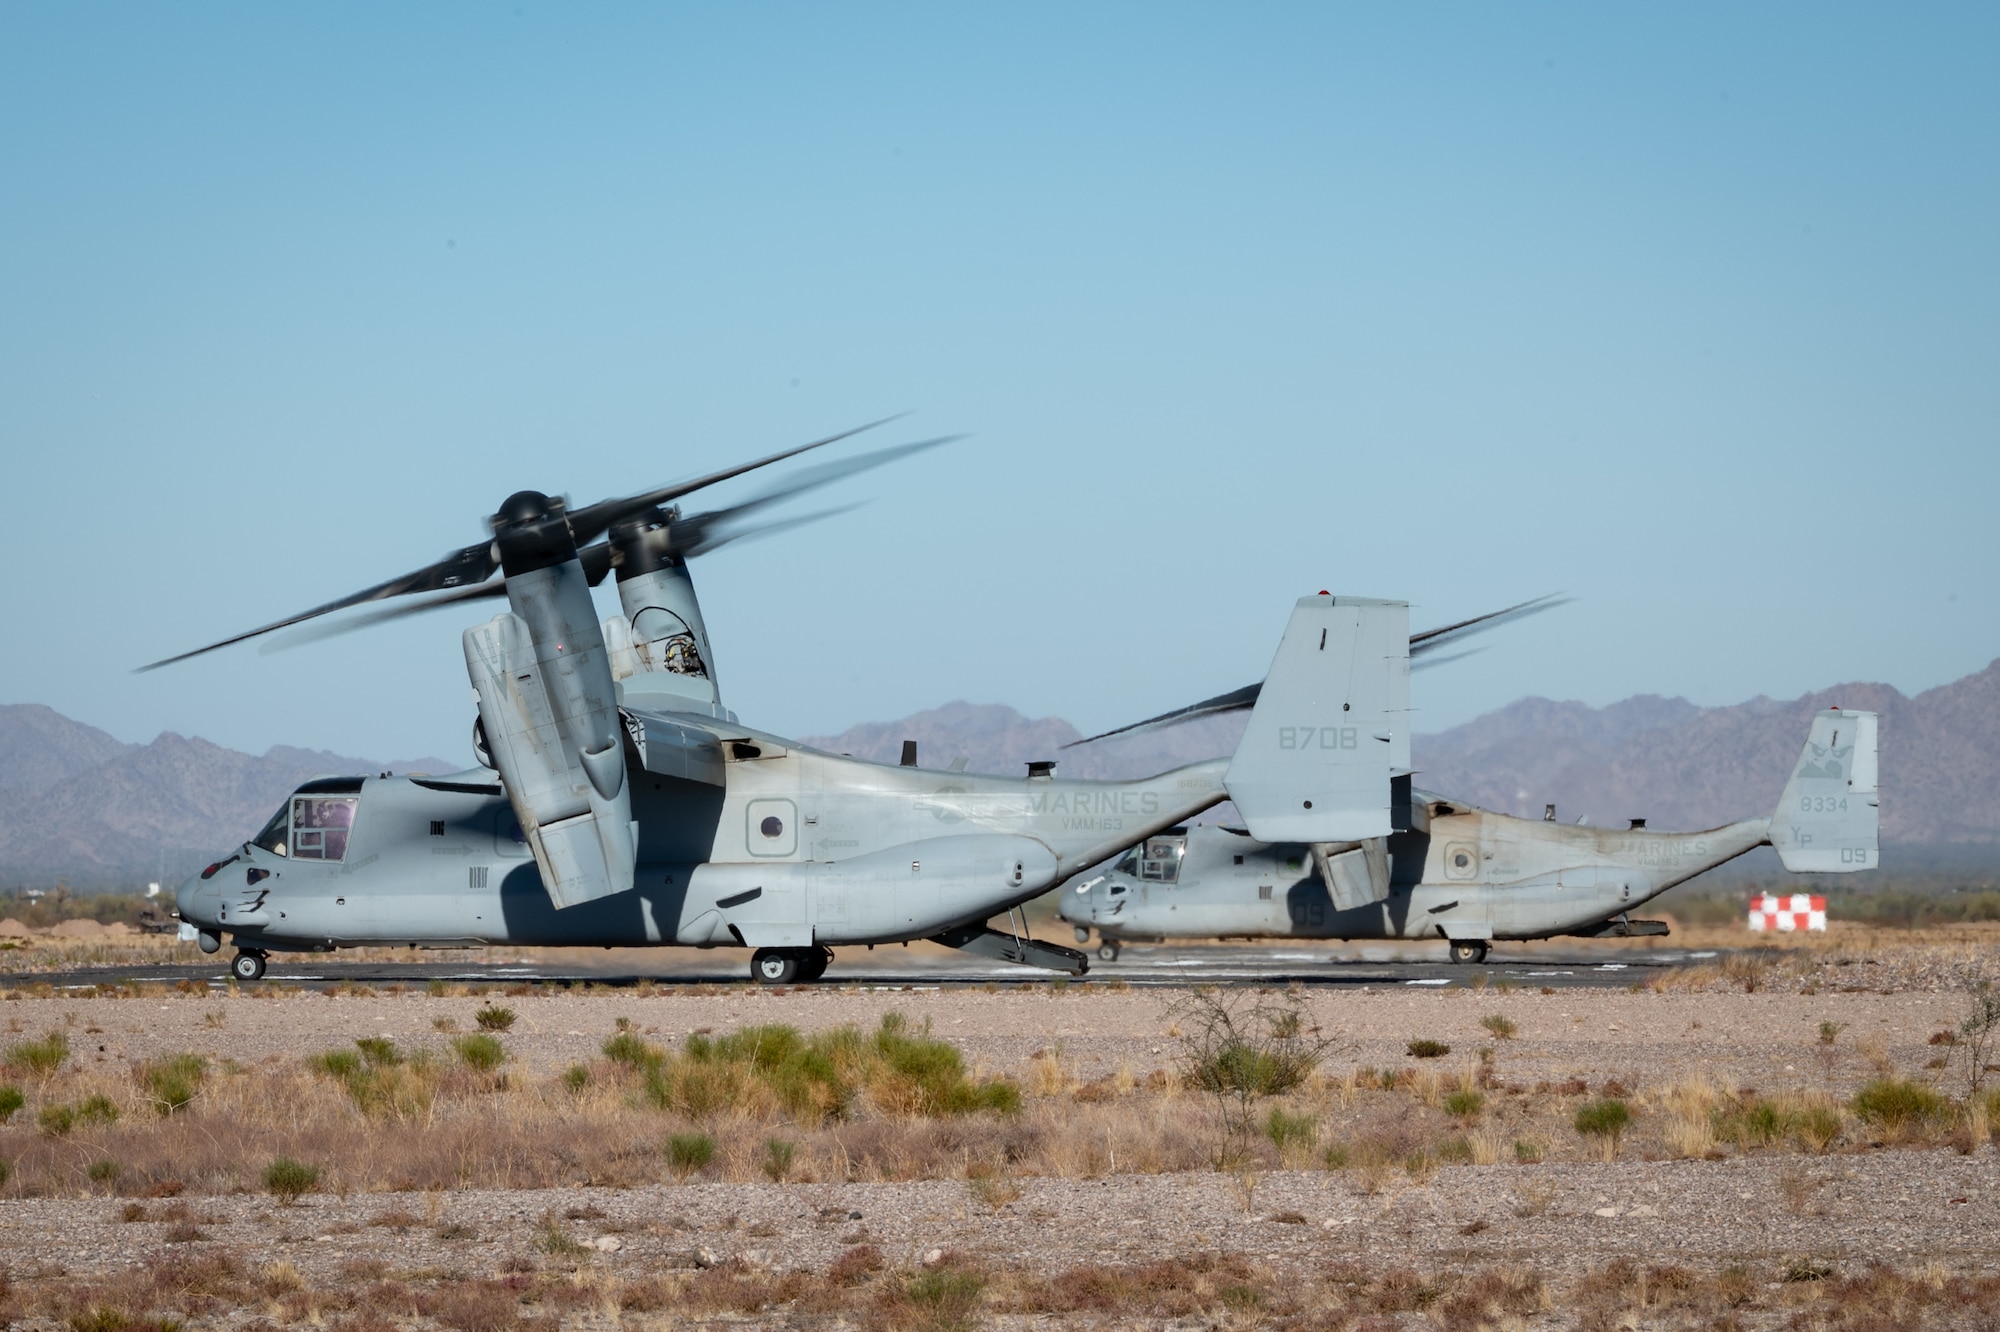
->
<box><xmin>1223</xmin><ymin>595</ymin><xmax>1410</xmax><ymax>843</ymax></box>
<box><xmin>1771</xmin><ymin>708</ymin><xmax>1879</xmax><ymax>872</ymax></box>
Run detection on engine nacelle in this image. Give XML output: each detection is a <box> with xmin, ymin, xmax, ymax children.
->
<box><xmin>465</xmin><ymin>603</ymin><xmax>636</xmax><ymax>910</ymax></box>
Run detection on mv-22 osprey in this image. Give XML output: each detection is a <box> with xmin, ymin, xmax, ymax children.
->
<box><xmin>158</xmin><ymin>426</ymin><xmax>1423</xmax><ymax>983</ymax></box>
<box><xmin>1061</xmin><ymin>708</ymin><xmax>1880</xmax><ymax>963</ymax></box>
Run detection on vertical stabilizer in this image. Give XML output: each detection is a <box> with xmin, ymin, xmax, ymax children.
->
<box><xmin>1223</xmin><ymin>596</ymin><xmax>1410</xmax><ymax>843</ymax></box>
<box><xmin>1772</xmin><ymin>708</ymin><xmax>1879</xmax><ymax>872</ymax></box>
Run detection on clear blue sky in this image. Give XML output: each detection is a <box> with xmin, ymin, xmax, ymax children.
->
<box><xmin>3</xmin><ymin>4</ymin><xmax>1995</xmax><ymax>765</ymax></box>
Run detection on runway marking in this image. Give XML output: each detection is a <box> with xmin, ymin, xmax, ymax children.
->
<box><xmin>1404</xmin><ymin>978</ymin><xmax>1451</xmax><ymax>987</ymax></box>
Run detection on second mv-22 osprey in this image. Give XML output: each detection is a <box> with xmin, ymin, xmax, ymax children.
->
<box><xmin>159</xmin><ymin>423</ymin><xmax>1431</xmax><ymax>983</ymax></box>
<box><xmin>1061</xmin><ymin>701</ymin><xmax>1880</xmax><ymax>963</ymax></box>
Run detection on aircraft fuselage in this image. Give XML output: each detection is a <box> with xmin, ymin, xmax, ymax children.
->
<box><xmin>1059</xmin><ymin>793</ymin><xmax>1771</xmax><ymax>948</ymax></box>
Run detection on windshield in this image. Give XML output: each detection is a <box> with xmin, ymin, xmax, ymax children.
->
<box><xmin>251</xmin><ymin>803</ymin><xmax>290</xmax><ymax>856</ymax></box>
<box><xmin>1140</xmin><ymin>836</ymin><xmax>1185</xmax><ymax>883</ymax></box>
<box><xmin>291</xmin><ymin>797</ymin><xmax>358</xmax><ymax>861</ymax></box>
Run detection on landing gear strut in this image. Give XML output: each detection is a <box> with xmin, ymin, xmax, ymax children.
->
<box><xmin>231</xmin><ymin>949</ymin><xmax>268</xmax><ymax>982</ymax></box>
<box><xmin>1447</xmin><ymin>940</ymin><xmax>1489</xmax><ymax>966</ymax></box>
<box><xmin>751</xmin><ymin>946</ymin><xmax>833</xmax><ymax>985</ymax></box>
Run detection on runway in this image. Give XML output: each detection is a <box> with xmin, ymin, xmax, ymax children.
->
<box><xmin>2</xmin><ymin>940</ymin><xmax>1725</xmax><ymax>992</ymax></box>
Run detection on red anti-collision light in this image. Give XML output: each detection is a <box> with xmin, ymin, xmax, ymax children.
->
<box><xmin>200</xmin><ymin>863</ymin><xmax>222</xmax><ymax>880</ymax></box>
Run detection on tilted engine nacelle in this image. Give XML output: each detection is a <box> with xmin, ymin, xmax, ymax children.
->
<box><xmin>465</xmin><ymin>497</ymin><xmax>638</xmax><ymax>910</ymax></box>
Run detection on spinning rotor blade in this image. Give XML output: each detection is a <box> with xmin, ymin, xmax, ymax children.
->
<box><xmin>1059</xmin><ymin>682</ymin><xmax>1262</xmax><ymax>749</ymax></box>
<box><xmin>259</xmin><ymin>579</ymin><xmax>512</xmax><ymax>652</ymax></box>
<box><xmin>653</xmin><ymin>435</ymin><xmax>958</xmax><ymax>561</ymax></box>
<box><xmin>564</xmin><ymin>415</ymin><xmax>906</xmax><ymax>547</ymax></box>
<box><xmin>247</xmin><ymin>438</ymin><xmax>949</xmax><ymax>653</ymax></box>
<box><xmin>137</xmin><ymin>417</ymin><xmax>904</xmax><ymax>671</ymax></box>
<box><xmin>261</xmin><ymin>504</ymin><xmax>867</xmax><ymax>653</ymax></box>
<box><xmin>136</xmin><ymin>544</ymin><xmax>499</xmax><ymax>672</ymax></box>
<box><xmin>1061</xmin><ymin>594</ymin><xmax>1568</xmax><ymax>749</ymax></box>
<box><xmin>1408</xmin><ymin>594</ymin><xmax>1571</xmax><ymax>655</ymax></box>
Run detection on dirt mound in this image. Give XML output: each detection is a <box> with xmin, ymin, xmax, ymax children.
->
<box><xmin>48</xmin><ymin>918</ymin><xmax>103</xmax><ymax>937</ymax></box>
<box><xmin>0</xmin><ymin>919</ymin><xmax>28</xmax><ymax>937</ymax></box>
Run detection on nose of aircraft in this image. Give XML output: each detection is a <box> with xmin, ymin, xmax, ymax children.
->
<box><xmin>1059</xmin><ymin>876</ymin><xmax>1103</xmax><ymax>925</ymax></box>
<box><xmin>175</xmin><ymin>864</ymin><xmax>222</xmax><ymax>938</ymax></box>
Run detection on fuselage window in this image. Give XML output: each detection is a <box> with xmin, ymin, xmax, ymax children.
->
<box><xmin>292</xmin><ymin>797</ymin><xmax>359</xmax><ymax>861</ymax></box>
<box><xmin>251</xmin><ymin>803</ymin><xmax>290</xmax><ymax>857</ymax></box>
<box><xmin>1115</xmin><ymin>849</ymin><xmax>1140</xmax><ymax>876</ymax></box>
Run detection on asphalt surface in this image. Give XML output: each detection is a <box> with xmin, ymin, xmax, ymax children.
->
<box><xmin>2</xmin><ymin>941</ymin><xmax>1723</xmax><ymax>992</ymax></box>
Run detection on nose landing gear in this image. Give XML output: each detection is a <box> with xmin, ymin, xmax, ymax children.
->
<box><xmin>1447</xmin><ymin>940</ymin><xmax>1489</xmax><ymax>966</ymax></box>
<box><xmin>230</xmin><ymin>949</ymin><xmax>268</xmax><ymax>982</ymax></box>
<box><xmin>1096</xmin><ymin>942</ymin><xmax>1120</xmax><ymax>962</ymax></box>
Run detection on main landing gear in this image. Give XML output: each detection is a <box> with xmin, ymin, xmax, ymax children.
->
<box><xmin>751</xmin><ymin>946</ymin><xmax>833</xmax><ymax>985</ymax></box>
<box><xmin>1447</xmin><ymin>940</ymin><xmax>1489</xmax><ymax>966</ymax></box>
<box><xmin>1096</xmin><ymin>942</ymin><xmax>1120</xmax><ymax>962</ymax></box>
<box><xmin>231</xmin><ymin>949</ymin><xmax>268</xmax><ymax>982</ymax></box>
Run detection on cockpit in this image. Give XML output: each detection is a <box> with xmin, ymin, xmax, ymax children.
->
<box><xmin>250</xmin><ymin>777</ymin><xmax>364</xmax><ymax>863</ymax></box>
<box><xmin>1114</xmin><ymin>830</ymin><xmax>1187</xmax><ymax>884</ymax></box>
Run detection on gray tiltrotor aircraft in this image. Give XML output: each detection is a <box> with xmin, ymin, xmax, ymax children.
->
<box><xmin>161</xmin><ymin>427</ymin><xmax>1424</xmax><ymax>983</ymax></box>
<box><xmin>1060</xmin><ymin>708</ymin><xmax>1879</xmax><ymax>963</ymax></box>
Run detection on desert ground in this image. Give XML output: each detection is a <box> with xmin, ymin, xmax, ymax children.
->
<box><xmin>0</xmin><ymin>925</ymin><xmax>1994</xmax><ymax>1328</ymax></box>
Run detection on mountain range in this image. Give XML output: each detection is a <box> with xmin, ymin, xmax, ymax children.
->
<box><xmin>803</xmin><ymin>658</ymin><xmax>2000</xmax><ymax>857</ymax></box>
<box><xmin>0</xmin><ymin>705</ymin><xmax>451</xmax><ymax>889</ymax></box>
<box><xmin>3</xmin><ymin>656</ymin><xmax>1994</xmax><ymax>887</ymax></box>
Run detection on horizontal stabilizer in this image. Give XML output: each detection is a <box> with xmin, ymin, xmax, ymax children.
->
<box><xmin>1772</xmin><ymin>708</ymin><xmax>1879</xmax><ymax>873</ymax></box>
<box><xmin>1224</xmin><ymin>596</ymin><xmax>1409</xmax><ymax>843</ymax></box>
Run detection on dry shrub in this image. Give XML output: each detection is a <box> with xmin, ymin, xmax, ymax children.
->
<box><xmin>630</xmin><ymin>1016</ymin><xmax>1020</xmax><ymax>1125</ymax></box>
<box><xmin>1435</xmin><ymin>1268</ymin><xmax>1545</xmax><ymax>1325</ymax></box>
<box><xmin>1850</xmin><ymin>1078</ymin><xmax>1950</xmax><ymax>1144</ymax></box>
<box><xmin>1466</xmin><ymin>1128</ymin><xmax>1504</xmax><ymax>1165</ymax></box>
<box><xmin>1721</xmin><ymin>951</ymin><xmax>1774</xmax><ymax>992</ymax></box>
<box><xmin>875</xmin><ymin>1258</ymin><xmax>988</xmax><ymax>1331</ymax></box>
<box><xmin>415</xmin><ymin>1279</ymin><xmax>522</xmax><ymax>1331</ymax></box>
<box><xmin>1009</xmin><ymin>1252</ymin><xmax>1260</xmax><ymax>1319</ymax></box>
<box><xmin>1028</xmin><ymin>1048</ymin><xmax>1072</xmax><ymax>1097</ymax></box>
<box><xmin>1657</xmin><ymin>1075</ymin><xmax>1720</xmax><ymax>1158</ymax></box>
<box><xmin>829</xmin><ymin>1244</ymin><xmax>886</xmax><ymax>1286</ymax></box>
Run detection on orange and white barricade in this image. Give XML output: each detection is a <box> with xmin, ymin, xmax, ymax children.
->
<box><xmin>1748</xmin><ymin>893</ymin><xmax>1827</xmax><ymax>932</ymax></box>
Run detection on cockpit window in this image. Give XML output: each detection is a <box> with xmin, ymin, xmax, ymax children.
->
<box><xmin>1140</xmin><ymin>836</ymin><xmax>1185</xmax><ymax>883</ymax></box>
<box><xmin>1114</xmin><ymin>849</ymin><xmax>1140</xmax><ymax>876</ymax></box>
<box><xmin>251</xmin><ymin>803</ymin><xmax>290</xmax><ymax>856</ymax></box>
<box><xmin>291</xmin><ymin>797</ymin><xmax>358</xmax><ymax>861</ymax></box>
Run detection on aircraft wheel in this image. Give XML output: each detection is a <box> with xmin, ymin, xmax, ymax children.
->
<box><xmin>231</xmin><ymin>950</ymin><xmax>267</xmax><ymax>982</ymax></box>
<box><xmin>751</xmin><ymin>948</ymin><xmax>801</xmax><ymax>985</ymax></box>
<box><xmin>796</xmin><ymin>948</ymin><xmax>833</xmax><ymax>983</ymax></box>
<box><xmin>1096</xmin><ymin>943</ymin><xmax>1120</xmax><ymax>962</ymax></box>
<box><xmin>1448</xmin><ymin>940</ymin><xmax>1488</xmax><ymax>965</ymax></box>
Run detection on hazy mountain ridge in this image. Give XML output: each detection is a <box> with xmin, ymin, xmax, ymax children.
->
<box><xmin>5</xmin><ymin>657</ymin><xmax>1993</xmax><ymax>886</ymax></box>
<box><xmin>0</xmin><ymin>705</ymin><xmax>453</xmax><ymax>887</ymax></box>
<box><xmin>800</xmin><ymin>701</ymin><xmax>1250</xmax><ymax>782</ymax></box>
<box><xmin>807</xmin><ymin>659</ymin><xmax>2000</xmax><ymax>847</ymax></box>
